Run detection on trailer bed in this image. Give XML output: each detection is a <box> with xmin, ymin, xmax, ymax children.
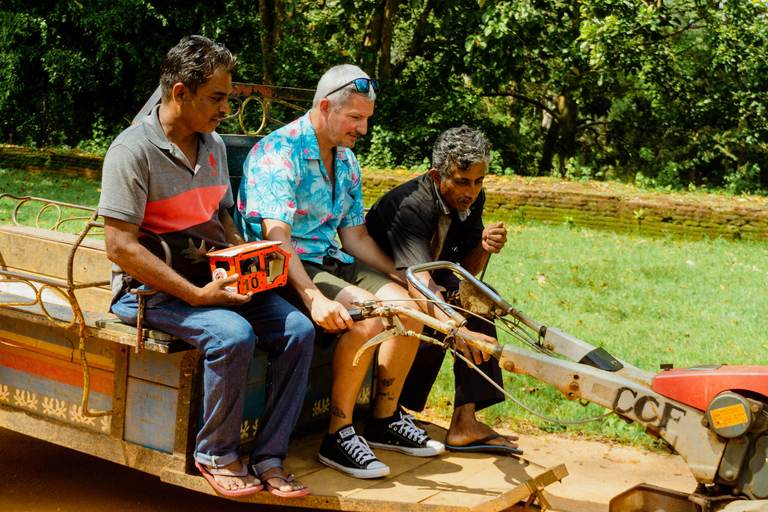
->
<box><xmin>162</xmin><ymin>424</ymin><xmax>567</xmax><ymax>512</ymax></box>
<box><xmin>0</xmin><ymin>402</ymin><xmax>564</xmax><ymax>511</ymax></box>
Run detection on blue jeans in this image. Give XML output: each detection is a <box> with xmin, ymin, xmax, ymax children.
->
<box><xmin>112</xmin><ymin>288</ymin><xmax>314</xmax><ymax>475</ymax></box>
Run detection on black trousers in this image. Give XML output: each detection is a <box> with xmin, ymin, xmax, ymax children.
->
<box><xmin>399</xmin><ymin>287</ymin><xmax>505</xmax><ymax>413</ymax></box>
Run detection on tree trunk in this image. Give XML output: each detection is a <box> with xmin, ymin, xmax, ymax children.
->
<box><xmin>540</xmin><ymin>117</ymin><xmax>559</xmax><ymax>176</ymax></box>
<box><xmin>377</xmin><ymin>0</ymin><xmax>398</xmax><ymax>80</ymax></box>
<box><xmin>362</xmin><ymin>0</ymin><xmax>435</xmax><ymax>81</ymax></box>
<box><xmin>556</xmin><ymin>91</ymin><xmax>579</xmax><ymax>175</ymax></box>
<box><xmin>362</xmin><ymin>0</ymin><xmax>399</xmax><ymax>80</ymax></box>
<box><xmin>362</xmin><ymin>1</ymin><xmax>386</xmax><ymax>78</ymax></box>
<box><xmin>259</xmin><ymin>0</ymin><xmax>285</xmax><ymax>85</ymax></box>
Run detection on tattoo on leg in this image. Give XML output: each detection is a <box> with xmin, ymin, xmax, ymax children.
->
<box><xmin>380</xmin><ymin>378</ymin><xmax>395</xmax><ymax>387</ymax></box>
<box><xmin>377</xmin><ymin>391</ymin><xmax>396</xmax><ymax>402</ymax></box>
<box><xmin>331</xmin><ymin>406</ymin><xmax>347</xmax><ymax>419</ymax></box>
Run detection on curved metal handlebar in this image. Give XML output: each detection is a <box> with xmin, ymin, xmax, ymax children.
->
<box><xmin>405</xmin><ymin>260</ymin><xmax>516</xmax><ymax>321</ymax></box>
<box><xmin>351</xmin><ymin>303</ymin><xmax>504</xmax><ymax>366</ymax></box>
<box><xmin>405</xmin><ymin>261</ymin><xmax>546</xmax><ymax>337</ymax></box>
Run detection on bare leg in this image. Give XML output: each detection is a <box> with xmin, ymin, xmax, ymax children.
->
<box><xmin>327</xmin><ymin>283</ymin><xmax>422</xmax><ymax>432</ymax></box>
<box><xmin>328</xmin><ymin>315</ymin><xmax>381</xmax><ymax>432</ymax></box>
<box><xmin>445</xmin><ymin>403</ymin><xmax>519</xmax><ymax>449</ymax></box>
<box><xmin>370</xmin><ymin>282</ymin><xmax>422</xmax><ymax>419</ymax></box>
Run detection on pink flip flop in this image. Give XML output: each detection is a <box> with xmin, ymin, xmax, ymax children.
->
<box><xmin>195</xmin><ymin>460</ymin><xmax>263</xmax><ymax>497</ymax></box>
<box><xmin>261</xmin><ymin>472</ymin><xmax>311</xmax><ymax>498</ymax></box>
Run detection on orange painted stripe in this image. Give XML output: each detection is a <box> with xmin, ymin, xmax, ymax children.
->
<box><xmin>0</xmin><ymin>331</ymin><xmax>115</xmax><ymax>372</ymax></box>
<box><xmin>0</xmin><ymin>345</ymin><xmax>113</xmax><ymax>396</ymax></box>
<box><xmin>0</xmin><ymin>330</ymin><xmax>72</xmax><ymax>361</ymax></box>
<box><xmin>142</xmin><ymin>185</ymin><xmax>228</xmax><ymax>234</ymax></box>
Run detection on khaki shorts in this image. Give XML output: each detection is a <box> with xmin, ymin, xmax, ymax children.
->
<box><xmin>304</xmin><ymin>257</ymin><xmax>392</xmax><ymax>300</ymax></box>
<box><xmin>277</xmin><ymin>257</ymin><xmax>393</xmax><ymax>347</ymax></box>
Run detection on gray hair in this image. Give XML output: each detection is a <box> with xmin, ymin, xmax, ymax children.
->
<box><xmin>432</xmin><ymin>126</ymin><xmax>492</xmax><ymax>180</ymax></box>
<box><xmin>313</xmin><ymin>64</ymin><xmax>376</xmax><ymax>111</ymax></box>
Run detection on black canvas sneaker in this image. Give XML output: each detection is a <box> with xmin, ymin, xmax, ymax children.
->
<box><xmin>318</xmin><ymin>425</ymin><xmax>390</xmax><ymax>479</ymax></box>
<box><xmin>364</xmin><ymin>409</ymin><xmax>445</xmax><ymax>456</ymax></box>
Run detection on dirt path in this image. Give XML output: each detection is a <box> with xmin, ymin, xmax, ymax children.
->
<box><xmin>0</xmin><ymin>425</ymin><xmax>696</xmax><ymax>512</ymax></box>
<box><xmin>510</xmin><ymin>430</ymin><xmax>696</xmax><ymax>511</ymax></box>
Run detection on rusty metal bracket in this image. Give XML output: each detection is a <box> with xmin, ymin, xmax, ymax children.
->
<box><xmin>131</xmin><ymin>287</ymin><xmax>157</xmax><ymax>353</ymax></box>
<box><xmin>110</xmin><ymin>344</ymin><xmax>129</xmax><ymax>439</ymax></box>
<box><xmin>173</xmin><ymin>350</ymin><xmax>203</xmax><ymax>474</ymax></box>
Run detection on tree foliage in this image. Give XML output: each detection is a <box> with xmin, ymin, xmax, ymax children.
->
<box><xmin>2</xmin><ymin>0</ymin><xmax>767</xmax><ymax>192</ymax></box>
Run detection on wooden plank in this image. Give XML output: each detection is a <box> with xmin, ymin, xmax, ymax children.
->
<box><xmin>159</xmin><ymin>426</ymin><xmax>565</xmax><ymax>512</ymax></box>
<box><xmin>0</xmin><ymin>381</ymin><xmax>564</xmax><ymax>512</ymax></box>
<box><xmin>0</xmin><ymin>323</ymin><xmax>77</xmax><ymax>362</ymax></box>
<box><xmin>0</xmin><ymin>291</ymin><xmax>183</xmax><ymax>353</ymax></box>
<box><xmin>128</xmin><ymin>347</ymin><xmax>187</xmax><ymax>388</ymax></box>
<box><xmin>0</xmin><ymin>404</ymin><xmax>180</xmax><ymax>475</ymax></box>
<box><xmin>430</xmin><ymin>464</ymin><xmax>568</xmax><ymax>512</ymax></box>
<box><xmin>0</xmin><ymin>225</ymin><xmax>109</xmax><ymax>277</ymax></box>
<box><xmin>0</xmin><ymin>320</ymin><xmax>116</xmax><ymax>371</ymax></box>
<box><xmin>267</xmin><ymin>425</ymin><xmax>565</xmax><ymax>511</ymax></box>
<box><xmin>111</xmin><ymin>344</ymin><xmax>129</xmax><ymax>439</ymax></box>
<box><xmin>353</xmin><ymin>456</ymin><xmax>507</xmax><ymax>505</ymax></box>
<box><xmin>0</xmin><ymin>226</ymin><xmax>112</xmax><ymax>312</ymax></box>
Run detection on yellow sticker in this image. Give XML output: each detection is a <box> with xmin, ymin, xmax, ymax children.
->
<box><xmin>711</xmin><ymin>404</ymin><xmax>749</xmax><ymax>429</ymax></box>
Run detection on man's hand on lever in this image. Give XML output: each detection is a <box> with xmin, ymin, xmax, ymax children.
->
<box><xmin>309</xmin><ymin>292</ymin><xmax>354</xmax><ymax>331</ymax></box>
<box><xmin>456</xmin><ymin>327</ymin><xmax>499</xmax><ymax>365</ymax></box>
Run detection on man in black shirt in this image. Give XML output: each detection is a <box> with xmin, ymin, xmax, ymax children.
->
<box><xmin>366</xmin><ymin>126</ymin><xmax>520</xmax><ymax>454</ymax></box>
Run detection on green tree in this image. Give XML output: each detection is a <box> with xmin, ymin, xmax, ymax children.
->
<box><xmin>2</xmin><ymin>0</ymin><xmax>767</xmax><ymax>191</ymax></box>
<box><xmin>463</xmin><ymin>0</ymin><xmax>768</xmax><ymax>187</ymax></box>
<box><xmin>0</xmin><ymin>0</ymin><xmax>264</xmax><ymax>149</ymax></box>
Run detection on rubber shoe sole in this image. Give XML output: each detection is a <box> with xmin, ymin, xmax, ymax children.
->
<box><xmin>318</xmin><ymin>454</ymin><xmax>390</xmax><ymax>479</ymax></box>
<box><xmin>367</xmin><ymin>439</ymin><xmax>445</xmax><ymax>457</ymax></box>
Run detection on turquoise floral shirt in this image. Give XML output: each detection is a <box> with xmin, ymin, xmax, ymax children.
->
<box><xmin>236</xmin><ymin>112</ymin><xmax>365</xmax><ymax>264</ymax></box>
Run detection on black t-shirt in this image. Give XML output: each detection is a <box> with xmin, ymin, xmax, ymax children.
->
<box><xmin>365</xmin><ymin>173</ymin><xmax>485</xmax><ymax>278</ymax></box>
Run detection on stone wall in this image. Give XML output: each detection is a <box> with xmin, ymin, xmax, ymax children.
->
<box><xmin>362</xmin><ymin>171</ymin><xmax>768</xmax><ymax>242</ymax></box>
<box><xmin>3</xmin><ymin>146</ymin><xmax>767</xmax><ymax>241</ymax></box>
<box><xmin>0</xmin><ymin>145</ymin><xmax>103</xmax><ymax>180</ymax></box>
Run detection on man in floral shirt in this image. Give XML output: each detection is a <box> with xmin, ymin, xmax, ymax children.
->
<box><xmin>237</xmin><ymin>64</ymin><xmax>444</xmax><ymax>479</ymax></box>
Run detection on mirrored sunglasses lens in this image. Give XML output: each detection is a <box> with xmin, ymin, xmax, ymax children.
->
<box><xmin>354</xmin><ymin>78</ymin><xmax>370</xmax><ymax>93</ymax></box>
<box><xmin>370</xmin><ymin>79</ymin><xmax>380</xmax><ymax>93</ymax></box>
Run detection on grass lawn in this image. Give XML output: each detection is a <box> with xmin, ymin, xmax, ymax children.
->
<box><xmin>4</xmin><ymin>166</ymin><xmax>767</xmax><ymax>449</ymax></box>
<box><xmin>427</xmin><ymin>217</ymin><xmax>768</xmax><ymax>448</ymax></box>
<box><xmin>0</xmin><ymin>167</ymin><xmax>102</xmax><ymax>232</ymax></box>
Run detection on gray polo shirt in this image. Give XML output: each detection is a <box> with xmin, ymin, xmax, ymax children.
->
<box><xmin>99</xmin><ymin>105</ymin><xmax>233</xmax><ymax>306</ymax></box>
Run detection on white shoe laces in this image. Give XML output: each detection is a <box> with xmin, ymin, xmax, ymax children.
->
<box><xmin>391</xmin><ymin>414</ymin><xmax>428</xmax><ymax>443</ymax></box>
<box><xmin>342</xmin><ymin>435</ymin><xmax>378</xmax><ymax>464</ymax></box>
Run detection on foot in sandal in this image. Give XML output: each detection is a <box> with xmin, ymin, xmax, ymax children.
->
<box><xmin>259</xmin><ymin>466</ymin><xmax>310</xmax><ymax>498</ymax></box>
<box><xmin>195</xmin><ymin>460</ymin><xmax>263</xmax><ymax>496</ymax></box>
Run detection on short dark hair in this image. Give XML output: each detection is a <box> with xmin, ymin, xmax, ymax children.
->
<box><xmin>432</xmin><ymin>126</ymin><xmax>492</xmax><ymax>180</ymax></box>
<box><xmin>160</xmin><ymin>35</ymin><xmax>237</xmax><ymax>101</ymax></box>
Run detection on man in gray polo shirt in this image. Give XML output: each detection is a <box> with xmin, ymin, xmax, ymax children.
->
<box><xmin>99</xmin><ymin>36</ymin><xmax>314</xmax><ymax>498</ymax></box>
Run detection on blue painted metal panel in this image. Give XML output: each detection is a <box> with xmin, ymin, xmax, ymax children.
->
<box><xmin>0</xmin><ymin>365</ymin><xmax>113</xmax><ymax>433</ymax></box>
<box><xmin>124</xmin><ymin>378</ymin><xmax>177</xmax><ymax>453</ymax></box>
<box><xmin>128</xmin><ymin>349</ymin><xmax>185</xmax><ymax>388</ymax></box>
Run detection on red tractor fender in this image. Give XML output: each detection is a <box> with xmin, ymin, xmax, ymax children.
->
<box><xmin>652</xmin><ymin>365</ymin><xmax>768</xmax><ymax>411</ymax></box>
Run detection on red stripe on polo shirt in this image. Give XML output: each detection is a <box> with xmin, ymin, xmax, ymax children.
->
<box><xmin>142</xmin><ymin>185</ymin><xmax>228</xmax><ymax>234</ymax></box>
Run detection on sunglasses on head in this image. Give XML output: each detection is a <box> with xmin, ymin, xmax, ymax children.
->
<box><xmin>324</xmin><ymin>78</ymin><xmax>380</xmax><ymax>98</ymax></box>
